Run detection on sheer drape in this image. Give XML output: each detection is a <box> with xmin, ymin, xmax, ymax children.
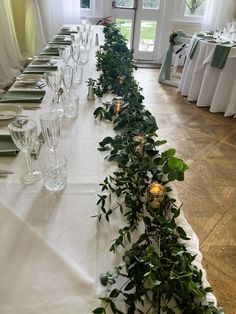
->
<box><xmin>202</xmin><ymin>0</ymin><xmax>235</xmax><ymax>31</ymax></box>
<box><xmin>38</xmin><ymin>0</ymin><xmax>81</xmax><ymax>41</ymax></box>
<box><xmin>0</xmin><ymin>0</ymin><xmax>23</xmax><ymax>88</ymax></box>
<box><xmin>25</xmin><ymin>0</ymin><xmax>46</xmax><ymax>56</ymax></box>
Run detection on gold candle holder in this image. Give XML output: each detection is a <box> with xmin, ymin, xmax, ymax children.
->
<box><xmin>117</xmin><ymin>75</ymin><xmax>126</xmax><ymax>85</ymax></box>
<box><xmin>147</xmin><ymin>183</ymin><xmax>165</xmax><ymax>209</ymax></box>
<box><xmin>113</xmin><ymin>97</ymin><xmax>123</xmax><ymax>115</ymax></box>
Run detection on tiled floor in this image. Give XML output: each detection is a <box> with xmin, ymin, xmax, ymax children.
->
<box><xmin>134</xmin><ymin>68</ymin><xmax>236</xmax><ymax>313</ymax></box>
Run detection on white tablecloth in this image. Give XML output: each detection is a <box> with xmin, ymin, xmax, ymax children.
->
<box><xmin>179</xmin><ymin>37</ymin><xmax>236</xmax><ymax>116</ymax></box>
<box><xmin>0</xmin><ymin>26</ymin><xmax>216</xmax><ymax>313</ymax></box>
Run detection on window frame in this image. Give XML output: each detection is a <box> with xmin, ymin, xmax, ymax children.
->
<box><xmin>80</xmin><ymin>0</ymin><xmax>105</xmax><ymax>18</ymax></box>
<box><xmin>172</xmin><ymin>0</ymin><xmax>205</xmax><ymax>24</ymax></box>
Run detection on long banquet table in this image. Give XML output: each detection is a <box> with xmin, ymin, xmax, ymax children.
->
<box><xmin>179</xmin><ymin>36</ymin><xmax>236</xmax><ymax>116</ymax></box>
<box><xmin>0</xmin><ymin>26</ymin><xmax>216</xmax><ymax>313</ymax></box>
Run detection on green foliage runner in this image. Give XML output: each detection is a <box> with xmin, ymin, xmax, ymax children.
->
<box><xmin>92</xmin><ymin>23</ymin><xmax>224</xmax><ymax>314</ymax></box>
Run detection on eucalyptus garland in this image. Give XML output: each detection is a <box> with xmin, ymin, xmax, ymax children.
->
<box><xmin>92</xmin><ymin>23</ymin><xmax>223</xmax><ymax>314</ymax></box>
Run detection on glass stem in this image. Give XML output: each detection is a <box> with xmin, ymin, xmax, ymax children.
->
<box><xmin>25</xmin><ymin>151</ymin><xmax>33</xmax><ymax>174</ymax></box>
<box><xmin>53</xmin><ymin>149</ymin><xmax>58</xmax><ymax>166</ymax></box>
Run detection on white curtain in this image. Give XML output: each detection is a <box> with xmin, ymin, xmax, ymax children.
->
<box><xmin>0</xmin><ymin>0</ymin><xmax>23</xmax><ymax>88</ymax></box>
<box><xmin>202</xmin><ymin>0</ymin><xmax>236</xmax><ymax>31</ymax></box>
<box><xmin>25</xmin><ymin>0</ymin><xmax>46</xmax><ymax>56</ymax></box>
<box><xmin>38</xmin><ymin>0</ymin><xmax>81</xmax><ymax>41</ymax></box>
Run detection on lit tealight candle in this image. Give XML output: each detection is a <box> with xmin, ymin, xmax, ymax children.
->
<box><xmin>147</xmin><ymin>183</ymin><xmax>165</xmax><ymax>208</ymax></box>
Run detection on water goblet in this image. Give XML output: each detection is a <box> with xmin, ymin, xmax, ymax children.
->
<box><xmin>8</xmin><ymin>119</ymin><xmax>42</xmax><ymax>184</ymax></box>
<box><xmin>40</xmin><ymin>112</ymin><xmax>60</xmax><ymax>162</ymax></box>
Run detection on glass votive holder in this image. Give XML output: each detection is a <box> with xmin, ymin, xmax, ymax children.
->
<box><xmin>40</xmin><ymin>153</ymin><xmax>67</xmax><ymax>192</ymax></box>
<box><xmin>62</xmin><ymin>96</ymin><xmax>79</xmax><ymax>119</ymax></box>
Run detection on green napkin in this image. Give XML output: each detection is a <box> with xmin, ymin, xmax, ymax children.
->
<box><xmin>196</xmin><ymin>32</ymin><xmax>205</xmax><ymax>37</ymax></box>
<box><xmin>0</xmin><ymin>90</ymin><xmax>46</xmax><ymax>103</ymax></box>
<box><xmin>189</xmin><ymin>37</ymin><xmax>201</xmax><ymax>59</ymax></box>
<box><xmin>23</xmin><ymin>66</ymin><xmax>57</xmax><ymax>74</ymax></box>
<box><xmin>0</xmin><ymin>135</ymin><xmax>19</xmax><ymax>156</ymax></box>
<box><xmin>41</xmin><ymin>48</ymin><xmax>60</xmax><ymax>56</ymax></box>
<box><xmin>58</xmin><ymin>30</ymin><xmax>77</xmax><ymax>35</ymax></box>
<box><xmin>211</xmin><ymin>44</ymin><xmax>232</xmax><ymax>69</ymax></box>
<box><xmin>51</xmin><ymin>39</ymin><xmax>72</xmax><ymax>45</ymax></box>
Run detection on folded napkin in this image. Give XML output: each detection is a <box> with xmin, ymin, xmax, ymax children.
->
<box><xmin>41</xmin><ymin>48</ymin><xmax>60</xmax><ymax>56</ymax></box>
<box><xmin>189</xmin><ymin>37</ymin><xmax>201</xmax><ymax>59</ymax></box>
<box><xmin>196</xmin><ymin>32</ymin><xmax>205</xmax><ymax>37</ymax></box>
<box><xmin>0</xmin><ymin>135</ymin><xmax>19</xmax><ymax>156</ymax></box>
<box><xmin>51</xmin><ymin>39</ymin><xmax>72</xmax><ymax>45</ymax></box>
<box><xmin>58</xmin><ymin>30</ymin><xmax>77</xmax><ymax>35</ymax></box>
<box><xmin>211</xmin><ymin>44</ymin><xmax>232</xmax><ymax>69</ymax></box>
<box><xmin>23</xmin><ymin>66</ymin><xmax>57</xmax><ymax>74</ymax></box>
<box><xmin>0</xmin><ymin>90</ymin><xmax>46</xmax><ymax>103</ymax></box>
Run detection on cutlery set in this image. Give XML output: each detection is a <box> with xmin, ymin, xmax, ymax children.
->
<box><xmin>31</xmin><ymin>132</ymin><xmax>45</xmax><ymax>159</ymax></box>
<box><xmin>0</xmin><ymin>170</ymin><xmax>13</xmax><ymax>177</ymax></box>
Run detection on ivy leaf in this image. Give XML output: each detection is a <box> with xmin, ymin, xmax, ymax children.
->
<box><xmin>93</xmin><ymin>307</ymin><xmax>106</xmax><ymax>314</ymax></box>
<box><xmin>162</xmin><ymin>148</ymin><xmax>176</xmax><ymax>158</ymax></box>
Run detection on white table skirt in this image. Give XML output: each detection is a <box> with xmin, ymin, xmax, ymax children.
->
<box><xmin>0</xmin><ymin>26</ymin><xmax>216</xmax><ymax>313</ymax></box>
<box><xmin>179</xmin><ymin>37</ymin><xmax>236</xmax><ymax>117</ymax></box>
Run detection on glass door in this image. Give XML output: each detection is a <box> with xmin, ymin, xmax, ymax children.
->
<box><xmin>112</xmin><ymin>0</ymin><xmax>136</xmax><ymax>50</ymax></box>
<box><xmin>112</xmin><ymin>0</ymin><xmax>169</xmax><ymax>62</ymax></box>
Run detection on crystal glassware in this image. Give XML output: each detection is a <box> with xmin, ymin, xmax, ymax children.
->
<box><xmin>58</xmin><ymin>46</ymin><xmax>71</xmax><ymax>65</ymax></box>
<box><xmin>44</xmin><ymin>71</ymin><xmax>62</xmax><ymax>103</ymax></box>
<box><xmin>8</xmin><ymin>119</ymin><xmax>42</xmax><ymax>184</ymax></box>
<box><xmin>61</xmin><ymin>65</ymin><xmax>74</xmax><ymax>96</ymax></box>
<box><xmin>40</xmin><ymin>112</ymin><xmax>60</xmax><ymax>161</ymax></box>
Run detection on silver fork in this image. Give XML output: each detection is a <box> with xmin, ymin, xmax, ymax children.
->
<box><xmin>31</xmin><ymin>132</ymin><xmax>45</xmax><ymax>159</ymax></box>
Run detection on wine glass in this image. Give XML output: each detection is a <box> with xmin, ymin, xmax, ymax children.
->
<box><xmin>40</xmin><ymin>112</ymin><xmax>60</xmax><ymax>162</ymax></box>
<box><xmin>61</xmin><ymin>65</ymin><xmax>74</xmax><ymax>96</ymax></box>
<box><xmin>8</xmin><ymin>119</ymin><xmax>42</xmax><ymax>184</ymax></box>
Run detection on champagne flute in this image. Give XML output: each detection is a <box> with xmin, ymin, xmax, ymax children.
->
<box><xmin>58</xmin><ymin>46</ymin><xmax>71</xmax><ymax>65</ymax></box>
<box><xmin>61</xmin><ymin>65</ymin><xmax>74</xmax><ymax>96</ymax></box>
<box><xmin>44</xmin><ymin>71</ymin><xmax>62</xmax><ymax>103</ymax></box>
<box><xmin>71</xmin><ymin>44</ymin><xmax>80</xmax><ymax>70</ymax></box>
<box><xmin>8</xmin><ymin>119</ymin><xmax>42</xmax><ymax>184</ymax></box>
<box><xmin>40</xmin><ymin>112</ymin><xmax>60</xmax><ymax>163</ymax></box>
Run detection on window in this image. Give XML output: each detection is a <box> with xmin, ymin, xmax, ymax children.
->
<box><xmin>143</xmin><ymin>0</ymin><xmax>160</xmax><ymax>10</ymax></box>
<box><xmin>80</xmin><ymin>0</ymin><xmax>105</xmax><ymax>17</ymax></box>
<box><xmin>173</xmin><ymin>0</ymin><xmax>206</xmax><ymax>23</ymax></box>
<box><xmin>115</xmin><ymin>0</ymin><xmax>134</xmax><ymax>8</ymax></box>
<box><xmin>81</xmin><ymin>0</ymin><xmax>90</xmax><ymax>9</ymax></box>
<box><xmin>184</xmin><ymin>0</ymin><xmax>206</xmax><ymax>17</ymax></box>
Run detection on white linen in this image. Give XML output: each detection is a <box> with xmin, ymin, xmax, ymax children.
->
<box><xmin>0</xmin><ymin>26</ymin><xmax>217</xmax><ymax>313</ymax></box>
<box><xmin>179</xmin><ymin>37</ymin><xmax>236</xmax><ymax>116</ymax></box>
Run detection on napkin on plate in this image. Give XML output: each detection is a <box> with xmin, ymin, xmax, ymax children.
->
<box><xmin>23</xmin><ymin>66</ymin><xmax>57</xmax><ymax>74</ymax></box>
<box><xmin>211</xmin><ymin>44</ymin><xmax>232</xmax><ymax>69</ymax></box>
<box><xmin>0</xmin><ymin>135</ymin><xmax>19</xmax><ymax>156</ymax></box>
<box><xmin>51</xmin><ymin>39</ymin><xmax>72</xmax><ymax>45</ymax></box>
<box><xmin>0</xmin><ymin>90</ymin><xmax>46</xmax><ymax>103</ymax></box>
<box><xmin>40</xmin><ymin>48</ymin><xmax>60</xmax><ymax>56</ymax></box>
